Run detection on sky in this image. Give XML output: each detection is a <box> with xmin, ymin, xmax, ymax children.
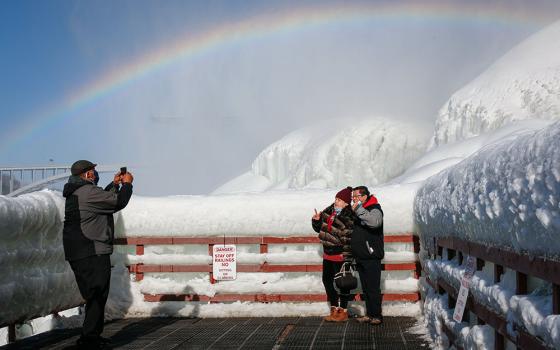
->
<box><xmin>1</xmin><ymin>0</ymin><xmax>560</xmax><ymax>195</ymax></box>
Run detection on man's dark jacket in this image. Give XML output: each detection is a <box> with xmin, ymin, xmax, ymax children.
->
<box><xmin>351</xmin><ymin>196</ymin><xmax>384</xmax><ymax>260</ymax></box>
<box><xmin>62</xmin><ymin>176</ymin><xmax>133</xmax><ymax>261</ymax></box>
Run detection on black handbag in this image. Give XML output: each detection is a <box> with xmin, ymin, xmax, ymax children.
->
<box><xmin>334</xmin><ymin>262</ymin><xmax>358</xmax><ymax>291</ymax></box>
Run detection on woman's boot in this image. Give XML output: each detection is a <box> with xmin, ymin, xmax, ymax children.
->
<box><xmin>333</xmin><ymin>308</ymin><xmax>348</xmax><ymax>322</ymax></box>
<box><xmin>324</xmin><ymin>306</ymin><xmax>338</xmax><ymax>322</ymax></box>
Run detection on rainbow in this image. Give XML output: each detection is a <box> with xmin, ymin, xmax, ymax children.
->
<box><xmin>1</xmin><ymin>1</ymin><xmax>553</xmax><ymax>154</ymax></box>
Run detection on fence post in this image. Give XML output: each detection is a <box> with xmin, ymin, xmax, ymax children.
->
<box><xmin>516</xmin><ymin>272</ymin><xmax>527</xmax><ymax>295</ymax></box>
<box><xmin>208</xmin><ymin>244</ymin><xmax>215</xmax><ymax>284</ymax></box>
<box><xmin>553</xmin><ymin>284</ymin><xmax>560</xmax><ymax>315</ymax></box>
<box><xmin>136</xmin><ymin>244</ymin><xmax>144</xmax><ymax>281</ymax></box>
<box><xmin>8</xmin><ymin>324</ymin><xmax>16</xmax><ymax>343</ymax></box>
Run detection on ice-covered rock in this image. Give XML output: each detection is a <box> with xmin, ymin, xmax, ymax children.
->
<box><xmin>431</xmin><ymin>20</ymin><xmax>560</xmax><ymax>148</ymax></box>
<box><xmin>214</xmin><ymin>117</ymin><xmax>431</xmax><ymax>193</ymax></box>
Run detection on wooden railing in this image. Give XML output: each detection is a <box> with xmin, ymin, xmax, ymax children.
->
<box><xmin>114</xmin><ymin>234</ymin><xmax>421</xmax><ymax>303</ymax></box>
<box><xmin>425</xmin><ymin>236</ymin><xmax>560</xmax><ymax>350</ymax></box>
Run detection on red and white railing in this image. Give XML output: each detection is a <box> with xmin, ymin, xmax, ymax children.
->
<box><xmin>114</xmin><ymin>234</ymin><xmax>421</xmax><ymax>303</ymax></box>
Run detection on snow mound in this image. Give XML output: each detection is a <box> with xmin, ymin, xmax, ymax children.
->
<box><xmin>415</xmin><ymin>121</ymin><xmax>560</xmax><ymax>259</ymax></box>
<box><xmin>214</xmin><ymin>117</ymin><xmax>431</xmax><ymax>193</ymax></box>
<box><xmin>119</xmin><ymin>184</ymin><xmax>419</xmax><ymax>237</ymax></box>
<box><xmin>0</xmin><ymin>191</ymin><xmax>82</xmax><ymax>326</ymax></box>
<box><xmin>431</xmin><ymin>20</ymin><xmax>560</xmax><ymax>148</ymax></box>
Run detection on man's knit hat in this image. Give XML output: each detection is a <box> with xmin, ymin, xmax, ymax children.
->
<box><xmin>336</xmin><ymin>186</ymin><xmax>353</xmax><ymax>205</ymax></box>
<box><xmin>70</xmin><ymin>160</ymin><xmax>97</xmax><ymax>176</ymax></box>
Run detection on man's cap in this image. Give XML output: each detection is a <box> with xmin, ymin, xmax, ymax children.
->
<box><xmin>71</xmin><ymin>160</ymin><xmax>97</xmax><ymax>176</ymax></box>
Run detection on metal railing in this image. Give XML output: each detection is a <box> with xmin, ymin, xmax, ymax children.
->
<box><xmin>1</xmin><ymin>165</ymin><xmax>119</xmax><ymax>196</ymax></box>
<box><xmin>0</xmin><ymin>166</ymin><xmax>71</xmax><ymax>195</ymax></box>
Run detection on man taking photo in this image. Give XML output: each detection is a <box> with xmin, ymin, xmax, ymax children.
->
<box><xmin>62</xmin><ymin>160</ymin><xmax>133</xmax><ymax>349</ymax></box>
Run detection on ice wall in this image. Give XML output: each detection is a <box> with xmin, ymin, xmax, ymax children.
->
<box><xmin>431</xmin><ymin>20</ymin><xmax>560</xmax><ymax>148</ymax></box>
<box><xmin>0</xmin><ymin>191</ymin><xmax>82</xmax><ymax>326</ymax></box>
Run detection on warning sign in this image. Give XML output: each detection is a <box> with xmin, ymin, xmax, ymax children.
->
<box><xmin>453</xmin><ymin>255</ymin><xmax>477</xmax><ymax>322</ymax></box>
<box><xmin>212</xmin><ymin>245</ymin><xmax>237</xmax><ymax>281</ymax></box>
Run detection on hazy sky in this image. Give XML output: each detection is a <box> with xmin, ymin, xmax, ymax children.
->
<box><xmin>1</xmin><ymin>0</ymin><xmax>559</xmax><ymax>195</ymax></box>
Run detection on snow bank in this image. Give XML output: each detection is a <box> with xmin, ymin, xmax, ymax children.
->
<box><xmin>119</xmin><ymin>183</ymin><xmax>420</xmax><ymax>236</ymax></box>
<box><xmin>214</xmin><ymin>117</ymin><xmax>431</xmax><ymax>193</ymax></box>
<box><xmin>431</xmin><ymin>20</ymin><xmax>560</xmax><ymax>148</ymax></box>
<box><xmin>415</xmin><ymin>121</ymin><xmax>560</xmax><ymax>259</ymax></box>
<box><xmin>0</xmin><ymin>191</ymin><xmax>82</xmax><ymax>327</ymax></box>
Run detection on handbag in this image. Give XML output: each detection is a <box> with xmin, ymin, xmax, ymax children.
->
<box><xmin>334</xmin><ymin>262</ymin><xmax>358</xmax><ymax>291</ymax></box>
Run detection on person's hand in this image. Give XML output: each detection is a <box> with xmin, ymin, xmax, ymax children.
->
<box><xmin>113</xmin><ymin>172</ymin><xmax>123</xmax><ymax>185</ymax></box>
<box><xmin>352</xmin><ymin>201</ymin><xmax>360</xmax><ymax>211</ymax></box>
<box><xmin>312</xmin><ymin>208</ymin><xmax>321</xmax><ymax>220</ymax></box>
<box><xmin>122</xmin><ymin>172</ymin><xmax>134</xmax><ymax>184</ymax></box>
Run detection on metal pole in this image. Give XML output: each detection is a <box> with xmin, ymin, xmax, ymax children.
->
<box><xmin>9</xmin><ymin>170</ymin><xmax>13</xmax><ymax>193</ymax></box>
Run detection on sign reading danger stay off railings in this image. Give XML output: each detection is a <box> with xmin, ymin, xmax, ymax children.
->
<box><xmin>453</xmin><ymin>255</ymin><xmax>477</xmax><ymax>322</ymax></box>
<box><xmin>212</xmin><ymin>245</ymin><xmax>237</xmax><ymax>280</ymax></box>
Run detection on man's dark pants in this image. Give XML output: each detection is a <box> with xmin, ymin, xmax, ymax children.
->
<box><xmin>355</xmin><ymin>258</ymin><xmax>382</xmax><ymax>318</ymax></box>
<box><xmin>70</xmin><ymin>254</ymin><xmax>111</xmax><ymax>340</ymax></box>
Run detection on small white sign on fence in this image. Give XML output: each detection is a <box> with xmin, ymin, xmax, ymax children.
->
<box><xmin>452</xmin><ymin>255</ymin><xmax>477</xmax><ymax>322</ymax></box>
<box><xmin>212</xmin><ymin>245</ymin><xmax>237</xmax><ymax>281</ymax></box>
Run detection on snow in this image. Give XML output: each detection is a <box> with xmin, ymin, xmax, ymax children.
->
<box><xmin>0</xmin><ymin>191</ymin><xmax>82</xmax><ymax>328</ymax></box>
<box><xmin>415</xmin><ymin>121</ymin><xmax>560</xmax><ymax>259</ymax></box>
<box><xmin>214</xmin><ymin>117</ymin><xmax>431</xmax><ymax>193</ymax></box>
<box><xmin>118</xmin><ymin>183</ymin><xmax>420</xmax><ymax>236</ymax></box>
<box><xmin>431</xmin><ymin>20</ymin><xmax>560</xmax><ymax>148</ymax></box>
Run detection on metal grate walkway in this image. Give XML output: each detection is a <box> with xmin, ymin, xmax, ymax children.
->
<box><xmin>1</xmin><ymin>317</ymin><xmax>429</xmax><ymax>350</ymax></box>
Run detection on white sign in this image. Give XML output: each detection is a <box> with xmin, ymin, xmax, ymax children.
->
<box><xmin>453</xmin><ymin>255</ymin><xmax>477</xmax><ymax>322</ymax></box>
<box><xmin>212</xmin><ymin>245</ymin><xmax>237</xmax><ymax>281</ymax></box>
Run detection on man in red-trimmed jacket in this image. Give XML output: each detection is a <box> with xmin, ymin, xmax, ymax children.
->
<box><xmin>351</xmin><ymin>185</ymin><xmax>384</xmax><ymax>325</ymax></box>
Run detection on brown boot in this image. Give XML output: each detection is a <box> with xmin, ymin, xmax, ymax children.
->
<box><xmin>333</xmin><ymin>308</ymin><xmax>348</xmax><ymax>322</ymax></box>
<box><xmin>324</xmin><ymin>306</ymin><xmax>338</xmax><ymax>322</ymax></box>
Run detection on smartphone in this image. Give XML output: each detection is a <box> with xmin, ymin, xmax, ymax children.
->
<box><xmin>120</xmin><ymin>167</ymin><xmax>127</xmax><ymax>175</ymax></box>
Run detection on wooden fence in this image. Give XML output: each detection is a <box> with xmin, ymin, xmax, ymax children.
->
<box><xmin>425</xmin><ymin>236</ymin><xmax>560</xmax><ymax>350</ymax></box>
<box><xmin>114</xmin><ymin>234</ymin><xmax>421</xmax><ymax>303</ymax></box>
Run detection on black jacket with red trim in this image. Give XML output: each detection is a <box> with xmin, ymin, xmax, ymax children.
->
<box><xmin>351</xmin><ymin>195</ymin><xmax>384</xmax><ymax>260</ymax></box>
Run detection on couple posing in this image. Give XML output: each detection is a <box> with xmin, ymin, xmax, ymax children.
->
<box><xmin>311</xmin><ymin>186</ymin><xmax>384</xmax><ymax>325</ymax></box>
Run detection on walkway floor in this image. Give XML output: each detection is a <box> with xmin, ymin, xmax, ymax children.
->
<box><xmin>2</xmin><ymin>316</ymin><xmax>430</xmax><ymax>349</ymax></box>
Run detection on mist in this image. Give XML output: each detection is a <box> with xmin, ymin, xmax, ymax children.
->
<box><xmin>3</xmin><ymin>1</ymin><xmax>559</xmax><ymax>196</ymax></box>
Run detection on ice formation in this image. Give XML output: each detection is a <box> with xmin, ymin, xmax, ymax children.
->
<box><xmin>431</xmin><ymin>20</ymin><xmax>560</xmax><ymax>148</ymax></box>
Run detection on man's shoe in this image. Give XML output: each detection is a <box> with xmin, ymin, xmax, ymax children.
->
<box><xmin>77</xmin><ymin>336</ymin><xmax>113</xmax><ymax>349</ymax></box>
<box><xmin>355</xmin><ymin>316</ymin><xmax>371</xmax><ymax>323</ymax></box>
<box><xmin>369</xmin><ymin>317</ymin><xmax>383</xmax><ymax>325</ymax></box>
<box><xmin>98</xmin><ymin>336</ymin><xmax>111</xmax><ymax>345</ymax></box>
